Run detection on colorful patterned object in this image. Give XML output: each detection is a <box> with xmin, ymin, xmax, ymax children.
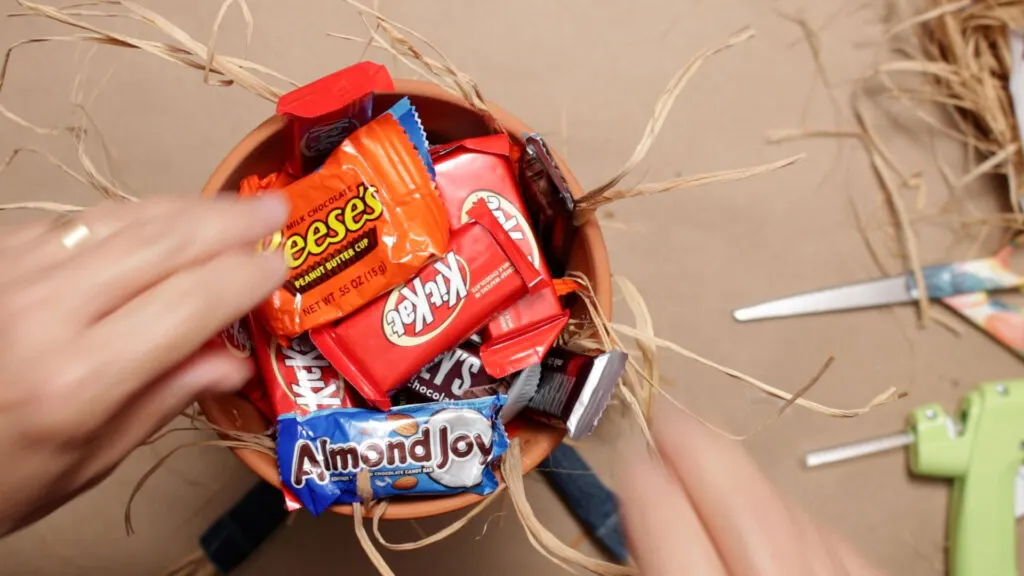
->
<box><xmin>943</xmin><ymin>290</ymin><xmax>1024</xmax><ymax>354</ymax></box>
<box><xmin>913</xmin><ymin>246</ymin><xmax>1023</xmax><ymax>299</ymax></box>
<box><xmin>923</xmin><ymin>244</ymin><xmax>1024</xmax><ymax>355</ymax></box>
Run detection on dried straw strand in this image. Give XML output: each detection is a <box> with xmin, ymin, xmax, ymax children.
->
<box><xmin>879</xmin><ymin>0</ymin><xmax>1024</xmax><ymax>213</ymax></box>
<box><xmin>578</xmin><ymin>28</ymin><xmax>757</xmax><ymax>202</ymax></box>
<box><xmin>371</xmin><ymin>490</ymin><xmax>505</xmax><ymax>551</ymax></box>
<box><xmin>202</xmin><ymin>0</ymin><xmax>253</xmax><ymax>87</ymax></box>
<box><xmin>610</xmin><ymin>322</ymin><xmax>903</xmax><ymax>417</ymax></box>
<box><xmin>574</xmin><ymin>154</ymin><xmax>806</xmax><ymax>215</ymax></box>
<box><xmin>124</xmin><ymin>439</ymin><xmax>274</xmax><ymax>535</ymax></box>
<box><xmin>12</xmin><ymin>1</ymin><xmax>295</xmax><ymax>102</ymax></box>
<box><xmin>353</xmin><ymin>503</ymin><xmax>396</xmax><ymax>576</ymax></box>
<box><xmin>501</xmin><ymin>440</ymin><xmax>637</xmax><ymax>576</ymax></box>
<box><xmin>852</xmin><ymin>90</ymin><xmax>931</xmax><ymax>324</ymax></box>
<box><xmin>340</xmin><ymin>0</ymin><xmax>494</xmax><ymax>125</ymax></box>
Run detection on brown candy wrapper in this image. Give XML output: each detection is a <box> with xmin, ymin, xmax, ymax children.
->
<box><xmin>519</xmin><ymin>134</ymin><xmax>576</xmax><ymax>277</ymax></box>
<box><xmin>526</xmin><ymin>348</ymin><xmax>626</xmax><ymax>440</ymax></box>
<box><xmin>402</xmin><ymin>342</ymin><xmax>504</xmax><ymax>403</ymax></box>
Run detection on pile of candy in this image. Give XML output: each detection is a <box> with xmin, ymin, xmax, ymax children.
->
<box><xmin>212</xmin><ymin>62</ymin><xmax>626</xmax><ymax>515</ymax></box>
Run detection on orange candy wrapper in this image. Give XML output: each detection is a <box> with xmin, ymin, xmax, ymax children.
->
<box><xmin>245</xmin><ymin>98</ymin><xmax>449</xmax><ymax>337</ymax></box>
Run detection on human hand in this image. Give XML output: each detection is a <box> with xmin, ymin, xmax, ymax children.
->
<box><xmin>619</xmin><ymin>408</ymin><xmax>885</xmax><ymax>575</ymax></box>
<box><xmin>0</xmin><ymin>195</ymin><xmax>288</xmax><ymax>535</ymax></box>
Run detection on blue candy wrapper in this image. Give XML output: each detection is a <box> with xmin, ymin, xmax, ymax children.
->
<box><xmin>277</xmin><ymin>395</ymin><xmax>509</xmax><ymax>515</ymax></box>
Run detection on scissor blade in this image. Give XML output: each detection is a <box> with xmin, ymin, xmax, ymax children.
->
<box><xmin>733</xmin><ymin>276</ymin><xmax>913</xmax><ymax>322</ymax></box>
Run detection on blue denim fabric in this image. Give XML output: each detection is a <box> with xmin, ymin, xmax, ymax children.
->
<box><xmin>539</xmin><ymin>443</ymin><xmax>629</xmax><ymax>563</ymax></box>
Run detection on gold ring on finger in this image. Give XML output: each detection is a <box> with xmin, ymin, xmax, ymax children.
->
<box><xmin>56</xmin><ymin>216</ymin><xmax>92</xmax><ymax>250</ymax></box>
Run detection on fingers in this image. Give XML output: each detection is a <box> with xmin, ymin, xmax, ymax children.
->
<box><xmin>37</xmin><ymin>194</ymin><xmax>289</xmax><ymax>324</ymax></box>
<box><xmin>619</xmin><ymin>448</ymin><xmax>727</xmax><ymax>576</ymax></box>
<box><xmin>81</xmin><ymin>245</ymin><xmax>285</xmax><ymax>414</ymax></box>
<box><xmin>650</xmin><ymin>406</ymin><xmax>815</xmax><ymax>576</ymax></box>
<box><xmin>0</xmin><ymin>219</ymin><xmax>58</xmax><ymax>251</ymax></box>
<box><xmin>1</xmin><ymin>202</ymin><xmax>152</xmax><ymax>282</ymax></box>
<box><xmin>79</xmin><ymin>348</ymin><xmax>254</xmax><ymax>483</ymax></box>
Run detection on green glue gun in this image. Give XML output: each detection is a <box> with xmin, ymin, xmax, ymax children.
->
<box><xmin>805</xmin><ymin>380</ymin><xmax>1024</xmax><ymax>576</ymax></box>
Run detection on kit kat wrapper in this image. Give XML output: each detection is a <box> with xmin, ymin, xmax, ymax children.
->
<box><xmin>431</xmin><ymin>134</ymin><xmax>569</xmax><ymax>378</ymax></box>
<box><xmin>526</xmin><ymin>348</ymin><xmax>627</xmax><ymax>440</ymax></box>
<box><xmin>247</xmin><ymin>317</ymin><xmax>360</xmax><ymax>419</ymax></box>
<box><xmin>311</xmin><ymin>201</ymin><xmax>548</xmax><ymax>410</ymax></box>
<box><xmin>202</xmin><ymin>319</ymin><xmax>274</xmax><ymax>421</ymax></box>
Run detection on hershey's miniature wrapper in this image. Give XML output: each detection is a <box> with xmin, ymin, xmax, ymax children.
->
<box><xmin>527</xmin><ymin>348</ymin><xmax>627</xmax><ymax>440</ymax></box>
<box><xmin>519</xmin><ymin>133</ymin><xmax>576</xmax><ymax>278</ymax></box>
<box><xmin>310</xmin><ymin>200</ymin><xmax>548</xmax><ymax>410</ymax></box>
<box><xmin>276</xmin><ymin>396</ymin><xmax>509</xmax><ymax>515</ymax></box>
<box><xmin>277</xmin><ymin>62</ymin><xmax>394</xmax><ymax>176</ymax></box>
<box><xmin>401</xmin><ymin>342</ymin><xmax>504</xmax><ymax>403</ymax></box>
<box><xmin>431</xmin><ymin>134</ymin><xmax>569</xmax><ymax>378</ymax></box>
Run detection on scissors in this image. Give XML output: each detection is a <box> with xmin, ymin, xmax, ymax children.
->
<box><xmin>733</xmin><ymin>238</ymin><xmax>1024</xmax><ymax>355</ymax></box>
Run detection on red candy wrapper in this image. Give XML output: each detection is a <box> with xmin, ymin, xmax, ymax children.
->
<box><xmin>203</xmin><ymin>319</ymin><xmax>274</xmax><ymax>421</ymax></box>
<box><xmin>247</xmin><ymin>317</ymin><xmax>359</xmax><ymax>418</ymax></box>
<box><xmin>431</xmin><ymin>134</ymin><xmax>569</xmax><ymax>378</ymax></box>
<box><xmin>311</xmin><ymin>201</ymin><xmax>548</xmax><ymax>410</ymax></box>
<box><xmin>277</xmin><ymin>62</ymin><xmax>394</xmax><ymax>176</ymax></box>
<box><xmin>248</xmin><ymin>318</ymin><xmax>361</xmax><ymax>512</ymax></box>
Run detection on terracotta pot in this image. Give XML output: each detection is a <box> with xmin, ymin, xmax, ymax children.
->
<box><xmin>198</xmin><ymin>79</ymin><xmax>612</xmax><ymax>520</ymax></box>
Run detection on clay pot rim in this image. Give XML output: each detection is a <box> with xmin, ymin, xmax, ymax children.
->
<box><xmin>197</xmin><ymin>78</ymin><xmax>612</xmax><ymax>520</ymax></box>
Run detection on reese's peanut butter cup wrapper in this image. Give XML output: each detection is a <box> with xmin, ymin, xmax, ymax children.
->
<box><xmin>527</xmin><ymin>348</ymin><xmax>626</xmax><ymax>440</ymax></box>
<box><xmin>251</xmin><ymin>98</ymin><xmax>450</xmax><ymax>337</ymax></box>
<box><xmin>239</xmin><ymin>171</ymin><xmax>296</xmax><ymax>195</ymax></box>
<box><xmin>432</xmin><ymin>134</ymin><xmax>569</xmax><ymax>378</ymax></box>
<box><xmin>277</xmin><ymin>395</ymin><xmax>509</xmax><ymax>515</ymax></box>
<box><xmin>276</xmin><ymin>62</ymin><xmax>393</xmax><ymax>176</ymax></box>
<box><xmin>310</xmin><ymin>201</ymin><xmax>548</xmax><ymax>410</ymax></box>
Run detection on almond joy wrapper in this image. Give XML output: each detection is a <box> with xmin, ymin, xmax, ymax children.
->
<box><xmin>276</xmin><ymin>396</ymin><xmax>509</xmax><ymax>515</ymax></box>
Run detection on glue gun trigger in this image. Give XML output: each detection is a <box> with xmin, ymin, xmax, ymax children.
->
<box><xmin>1014</xmin><ymin>466</ymin><xmax>1024</xmax><ymax>519</ymax></box>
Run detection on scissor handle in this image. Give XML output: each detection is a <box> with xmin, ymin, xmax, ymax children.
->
<box><xmin>942</xmin><ymin>291</ymin><xmax>1024</xmax><ymax>356</ymax></box>
<box><xmin>912</xmin><ymin>249</ymin><xmax>1024</xmax><ymax>299</ymax></box>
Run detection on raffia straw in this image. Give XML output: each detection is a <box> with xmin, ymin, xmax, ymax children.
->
<box><xmin>775</xmin><ymin>9</ymin><xmax>842</xmax><ymax>124</ymax></box>
<box><xmin>353</xmin><ymin>503</ymin><xmax>396</xmax><ymax>576</ymax></box>
<box><xmin>371</xmin><ymin>490</ymin><xmax>505</xmax><ymax>551</ymax></box>
<box><xmin>162</xmin><ymin>550</ymin><xmax>215</xmax><ymax>576</ymax></box>
<box><xmin>0</xmin><ymin>146</ymin><xmax>90</xmax><ymax>187</ymax></box>
<box><xmin>578</xmin><ymin>28</ymin><xmax>756</xmax><ymax>201</ymax></box>
<box><xmin>338</xmin><ymin>0</ymin><xmax>496</xmax><ymax>127</ymax></box>
<box><xmin>610</xmin><ymin>321</ymin><xmax>903</xmax><ymax>417</ymax></box>
<box><xmin>124</xmin><ymin>439</ymin><xmax>274</xmax><ymax>535</ymax></box>
<box><xmin>852</xmin><ymin>89</ymin><xmax>931</xmax><ymax>324</ymax></box>
<box><xmin>878</xmin><ymin>1</ymin><xmax>1024</xmax><ymax>213</ymax></box>
<box><xmin>566</xmin><ymin>272</ymin><xmax>656</xmax><ymax>445</ymax></box>
<box><xmin>502</xmin><ymin>440</ymin><xmax>637</xmax><ymax>576</ymax></box>
<box><xmin>574</xmin><ymin>153</ymin><xmax>806</xmax><ymax>215</ymax></box>
<box><xmin>10</xmin><ymin>1</ymin><xmax>296</xmax><ymax>103</ymax></box>
<box><xmin>0</xmin><ymin>201</ymin><xmax>83</xmax><ymax>213</ymax></box>
<box><xmin>202</xmin><ymin>0</ymin><xmax>254</xmax><ymax>87</ymax></box>
<box><xmin>615</xmin><ymin>277</ymin><xmax>659</xmax><ymax>420</ymax></box>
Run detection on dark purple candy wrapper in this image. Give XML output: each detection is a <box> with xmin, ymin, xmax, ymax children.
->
<box><xmin>526</xmin><ymin>348</ymin><xmax>627</xmax><ymax>440</ymax></box>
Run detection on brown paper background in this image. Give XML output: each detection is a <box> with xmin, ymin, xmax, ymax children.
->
<box><xmin>0</xmin><ymin>1</ymin><xmax>1018</xmax><ymax>574</ymax></box>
